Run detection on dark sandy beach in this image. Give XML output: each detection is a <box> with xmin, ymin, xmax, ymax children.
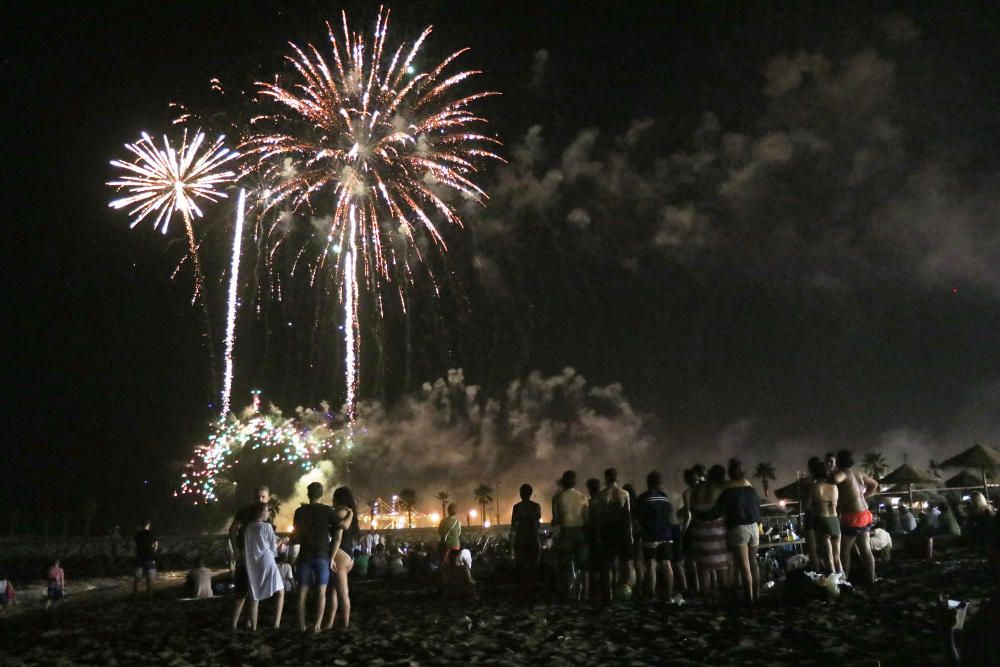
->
<box><xmin>0</xmin><ymin>554</ymin><xmax>993</xmax><ymax>666</ymax></box>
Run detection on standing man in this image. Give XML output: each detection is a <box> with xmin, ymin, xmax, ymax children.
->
<box><xmin>438</xmin><ymin>503</ymin><xmax>462</xmax><ymax>561</ymax></box>
<box><xmin>229</xmin><ymin>486</ymin><xmax>272</xmax><ymax>604</ymax></box>
<box><xmin>510</xmin><ymin>484</ymin><xmax>542</xmax><ymax>592</ymax></box>
<box><xmin>635</xmin><ymin>471</ymin><xmax>677</xmax><ymax>603</ymax></box>
<box><xmin>133</xmin><ymin>518</ymin><xmax>158</xmax><ymax>601</ymax></box>
<box><xmin>551</xmin><ymin>470</ymin><xmax>589</xmax><ymax>600</ymax></box>
<box><xmin>600</xmin><ymin>468</ymin><xmax>635</xmax><ymax>598</ymax></box>
<box><xmin>833</xmin><ymin>449</ymin><xmax>879</xmax><ymax>584</ymax></box>
<box><xmin>292</xmin><ymin>482</ymin><xmax>338</xmax><ymax>632</ymax></box>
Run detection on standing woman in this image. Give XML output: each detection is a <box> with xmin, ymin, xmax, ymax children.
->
<box><xmin>232</xmin><ymin>502</ymin><xmax>285</xmax><ymax>630</ymax></box>
<box><xmin>325</xmin><ymin>486</ymin><xmax>359</xmax><ymax>630</ymax></box>
<box><xmin>690</xmin><ymin>465</ymin><xmax>731</xmax><ymax>596</ymax></box>
<box><xmin>807</xmin><ymin>457</ymin><xmax>842</xmax><ymax>575</ymax></box>
<box><xmin>718</xmin><ymin>459</ymin><xmax>762</xmax><ymax>603</ymax></box>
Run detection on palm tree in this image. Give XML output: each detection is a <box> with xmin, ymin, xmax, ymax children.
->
<box><xmin>266</xmin><ymin>496</ymin><xmax>282</xmax><ymax>523</ymax></box>
<box><xmin>861</xmin><ymin>452</ymin><xmax>889</xmax><ymax>480</ymax></box>
<box><xmin>436</xmin><ymin>490</ymin><xmax>450</xmax><ymax>518</ymax></box>
<box><xmin>398</xmin><ymin>488</ymin><xmax>417</xmax><ymax>528</ymax></box>
<box><xmin>753</xmin><ymin>462</ymin><xmax>776</xmax><ymax>497</ymax></box>
<box><xmin>473</xmin><ymin>484</ymin><xmax>493</xmax><ymax>525</ymax></box>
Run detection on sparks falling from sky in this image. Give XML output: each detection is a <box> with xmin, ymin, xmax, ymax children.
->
<box><xmin>221</xmin><ymin>188</ymin><xmax>247</xmax><ymax>417</ymax></box>
<box><xmin>108</xmin><ymin>129</ymin><xmax>240</xmax><ymax>301</ymax></box>
<box><xmin>244</xmin><ymin>8</ymin><xmax>501</xmax><ymax>421</ymax></box>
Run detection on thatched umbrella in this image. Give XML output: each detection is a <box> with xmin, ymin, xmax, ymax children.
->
<box><xmin>944</xmin><ymin>470</ymin><xmax>983</xmax><ymax>489</ymax></box>
<box><xmin>775</xmin><ymin>478</ymin><xmax>811</xmax><ymax>501</ymax></box>
<box><xmin>880</xmin><ymin>464</ymin><xmax>938</xmax><ymax>507</ymax></box>
<box><xmin>940</xmin><ymin>443</ymin><xmax>1000</xmax><ymax>497</ymax></box>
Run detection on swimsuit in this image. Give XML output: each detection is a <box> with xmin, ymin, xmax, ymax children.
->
<box><xmin>813</xmin><ymin>515</ymin><xmax>841</xmax><ymax>537</ymax></box>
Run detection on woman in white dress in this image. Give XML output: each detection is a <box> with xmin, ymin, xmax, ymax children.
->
<box><xmin>231</xmin><ymin>503</ymin><xmax>285</xmax><ymax>630</ymax></box>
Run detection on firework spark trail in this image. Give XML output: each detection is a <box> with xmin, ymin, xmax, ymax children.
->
<box><xmin>244</xmin><ymin>8</ymin><xmax>501</xmax><ymax>420</ymax></box>
<box><xmin>221</xmin><ymin>188</ymin><xmax>247</xmax><ymax>417</ymax></box>
<box><xmin>109</xmin><ymin>129</ymin><xmax>239</xmax><ymax>401</ymax></box>
<box><xmin>108</xmin><ymin>130</ymin><xmax>240</xmax><ymax>301</ymax></box>
<box><xmin>344</xmin><ymin>205</ymin><xmax>359</xmax><ymax>423</ymax></box>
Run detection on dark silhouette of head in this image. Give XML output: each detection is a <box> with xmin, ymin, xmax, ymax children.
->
<box><xmin>647</xmin><ymin>470</ymin><xmax>663</xmax><ymax>490</ymax></box>
<box><xmin>307</xmin><ymin>482</ymin><xmax>323</xmax><ymax>501</ymax></box>
<box><xmin>519</xmin><ymin>484</ymin><xmax>533</xmax><ymax>500</ymax></box>
<box><xmin>836</xmin><ymin>449</ymin><xmax>854</xmax><ymax>470</ymax></box>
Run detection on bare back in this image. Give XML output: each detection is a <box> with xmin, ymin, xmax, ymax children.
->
<box><xmin>810</xmin><ymin>481</ymin><xmax>838</xmax><ymax>517</ymax></box>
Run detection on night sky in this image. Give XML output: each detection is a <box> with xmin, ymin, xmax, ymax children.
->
<box><xmin>5</xmin><ymin>2</ymin><xmax>1000</xmax><ymax>527</ymax></box>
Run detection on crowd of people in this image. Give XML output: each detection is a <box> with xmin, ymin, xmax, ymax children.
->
<box><xmin>16</xmin><ymin>448</ymin><xmax>998</xmax><ymax>631</ymax></box>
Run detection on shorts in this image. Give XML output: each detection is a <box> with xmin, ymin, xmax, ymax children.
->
<box><xmin>234</xmin><ymin>562</ymin><xmax>249</xmax><ymax>594</ymax></box>
<box><xmin>602</xmin><ymin>522</ymin><xmax>633</xmax><ymax>562</ymax></box>
<box><xmin>557</xmin><ymin>527</ymin><xmax>590</xmax><ymax>568</ymax></box>
<box><xmin>670</xmin><ymin>525</ymin><xmax>684</xmax><ymax>560</ymax></box>
<box><xmin>840</xmin><ymin>509</ymin><xmax>873</xmax><ymax>536</ymax></box>
<box><xmin>813</xmin><ymin>515</ymin><xmax>841</xmax><ymax>538</ymax></box>
<box><xmin>135</xmin><ymin>559</ymin><xmax>156</xmax><ymax>578</ymax></box>
<box><xmin>727</xmin><ymin>523</ymin><xmax>760</xmax><ymax>549</ymax></box>
<box><xmin>47</xmin><ymin>586</ymin><xmax>64</xmax><ymax>601</ymax></box>
<box><xmin>296</xmin><ymin>557</ymin><xmax>331</xmax><ymax>587</ymax></box>
<box><xmin>642</xmin><ymin>541</ymin><xmax>673</xmax><ymax>561</ymax></box>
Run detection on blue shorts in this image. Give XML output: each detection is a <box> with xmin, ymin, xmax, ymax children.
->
<box><xmin>296</xmin><ymin>557</ymin><xmax>331</xmax><ymax>587</ymax></box>
<box><xmin>135</xmin><ymin>559</ymin><xmax>156</xmax><ymax>577</ymax></box>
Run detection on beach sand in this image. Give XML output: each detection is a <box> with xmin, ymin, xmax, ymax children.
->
<box><xmin>0</xmin><ymin>554</ymin><xmax>993</xmax><ymax>666</ymax></box>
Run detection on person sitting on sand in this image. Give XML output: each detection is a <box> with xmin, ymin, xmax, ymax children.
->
<box><xmin>186</xmin><ymin>557</ymin><xmax>214</xmax><ymax>598</ymax></box>
<box><xmin>807</xmin><ymin>457</ymin><xmax>843</xmax><ymax>575</ymax></box>
<box><xmin>133</xmin><ymin>518</ymin><xmax>158</xmax><ymax>602</ymax></box>
<box><xmin>45</xmin><ymin>560</ymin><xmax>64</xmax><ymax>610</ymax></box>
<box><xmin>370</xmin><ymin>543</ymin><xmax>388</xmax><ymax>579</ymax></box>
<box><xmin>352</xmin><ymin>547</ymin><xmax>370</xmax><ymax>578</ymax></box>
<box><xmin>899</xmin><ymin>504</ymin><xmax>918</xmax><ymax>533</ymax></box>
<box><xmin>832</xmin><ymin>449</ymin><xmax>879</xmax><ymax>584</ymax></box>
<box><xmin>232</xmin><ymin>502</ymin><xmax>285</xmax><ymax>631</ymax></box>
<box><xmin>965</xmin><ymin>492</ymin><xmax>995</xmax><ymax>555</ymax></box>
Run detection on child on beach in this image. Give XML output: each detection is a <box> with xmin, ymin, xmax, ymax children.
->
<box><xmin>45</xmin><ymin>560</ymin><xmax>64</xmax><ymax>610</ymax></box>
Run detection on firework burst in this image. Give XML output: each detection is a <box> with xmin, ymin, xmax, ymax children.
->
<box><xmin>244</xmin><ymin>8</ymin><xmax>501</xmax><ymax>419</ymax></box>
<box><xmin>109</xmin><ymin>129</ymin><xmax>240</xmax><ymax>300</ymax></box>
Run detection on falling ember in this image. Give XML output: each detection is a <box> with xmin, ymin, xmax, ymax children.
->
<box><xmin>221</xmin><ymin>188</ymin><xmax>247</xmax><ymax>417</ymax></box>
<box><xmin>244</xmin><ymin>8</ymin><xmax>502</xmax><ymax>420</ymax></box>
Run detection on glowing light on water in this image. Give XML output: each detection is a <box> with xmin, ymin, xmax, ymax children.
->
<box><xmin>221</xmin><ymin>188</ymin><xmax>247</xmax><ymax>417</ymax></box>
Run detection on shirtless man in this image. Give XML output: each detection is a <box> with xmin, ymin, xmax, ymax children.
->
<box><xmin>601</xmin><ymin>468</ymin><xmax>635</xmax><ymax>598</ymax></box>
<box><xmin>807</xmin><ymin>458</ymin><xmax>842</xmax><ymax>575</ymax></box>
<box><xmin>832</xmin><ymin>449</ymin><xmax>878</xmax><ymax>584</ymax></box>
<box><xmin>552</xmin><ymin>470</ymin><xmax>590</xmax><ymax>600</ymax></box>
